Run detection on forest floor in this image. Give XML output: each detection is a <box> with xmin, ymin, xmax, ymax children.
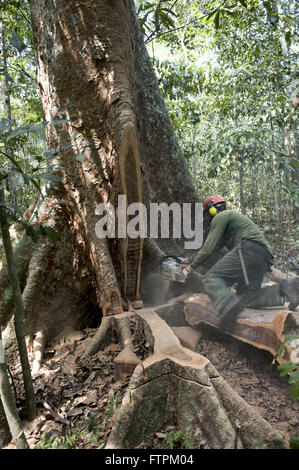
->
<box><xmin>3</xmin><ymin>222</ymin><xmax>299</xmax><ymax>450</ymax></box>
<box><xmin>4</xmin><ymin>302</ymin><xmax>299</xmax><ymax>450</ymax></box>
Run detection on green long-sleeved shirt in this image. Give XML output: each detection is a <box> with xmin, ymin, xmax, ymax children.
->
<box><xmin>190</xmin><ymin>210</ymin><xmax>272</xmax><ymax>271</ymax></box>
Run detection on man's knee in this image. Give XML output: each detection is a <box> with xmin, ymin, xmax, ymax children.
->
<box><xmin>202</xmin><ymin>273</ymin><xmax>221</xmax><ymax>292</ymax></box>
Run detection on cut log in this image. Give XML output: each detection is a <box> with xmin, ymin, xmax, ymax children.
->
<box><xmin>184</xmin><ymin>293</ymin><xmax>299</xmax><ymax>364</ymax></box>
<box><xmin>106</xmin><ymin>309</ymin><xmax>287</xmax><ymax>449</ymax></box>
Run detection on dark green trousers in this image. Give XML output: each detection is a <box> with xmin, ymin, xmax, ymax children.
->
<box><xmin>202</xmin><ymin>240</ymin><xmax>283</xmax><ymax>313</ymax></box>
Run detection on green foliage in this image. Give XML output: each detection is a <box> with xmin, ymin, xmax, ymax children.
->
<box><xmin>104</xmin><ymin>396</ymin><xmax>121</xmax><ymax>421</ymax></box>
<box><xmin>38</xmin><ymin>397</ymin><xmax>122</xmax><ymax>449</ymax></box>
<box><xmin>161</xmin><ymin>429</ymin><xmax>194</xmax><ymax>449</ymax></box>
<box><xmin>0</xmin><ymin>3</ymin><xmax>45</xmax><ymax>235</ymax></box>
<box><xmin>290</xmin><ymin>434</ymin><xmax>299</xmax><ymax>449</ymax></box>
<box><xmin>0</xmin><ymin>1</ymin><xmax>41</xmax><ymax>119</ymax></box>
<box><xmin>37</xmin><ymin>430</ymin><xmax>82</xmax><ymax>449</ymax></box>
<box><xmin>250</xmin><ymin>441</ymin><xmax>269</xmax><ymax>449</ymax></box>
<box><xmin>36</xmin><ymin>411</ymin><xmax>107</xmax><ymax>450</ymax></box>
<box><xmin>85</xmin><ymin>412</ymin><xmax>105</xmax><ymax>448</ymax></box>
<box><xmin>141</xmin><ymin>0</ymin><xmax>298</xmax><ymax>228</ymax></box>
<box><xmin>274</xmin><ymin>335</ymin><xmax>299</xmax><ymax>402</ymax></box>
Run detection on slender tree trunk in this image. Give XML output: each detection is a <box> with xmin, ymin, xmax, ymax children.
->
<box><xmin>0</xmin><ymin>331</ymin><xmax>29</xmax><ymax>449</ymax></box>
<box><xmin>0</xmin><ymin>20</ymin><xmax>36</xmax><ymax>421</ymax></box>
<box><xmin>238</xmin><ymin>154</ymin><xmax>246</xmax><ymax>215</ymax></box>
<box><xmin>0</xmin><ymin>20</ymin><xmax>12</xmax><ymax>121</ymax></box>
<box><xmin>0</xmin><ymin>186</ymin><xmax>36</xmax><ymax>421</ymax></box>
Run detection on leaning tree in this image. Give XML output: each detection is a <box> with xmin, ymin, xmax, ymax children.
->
<box><xmin>0</xmin><ymin>0</ymin><xmax>291</xmax><ymax>449</ymax></box>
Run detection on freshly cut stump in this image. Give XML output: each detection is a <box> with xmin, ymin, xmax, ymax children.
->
<box><xmin>106</xmin><ymin>310</ymin><xmax>287</xmax><ymax>449</ymax></box>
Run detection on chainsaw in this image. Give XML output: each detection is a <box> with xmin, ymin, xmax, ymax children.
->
<box><xmin>159</xmin><ymin>255</ymin><xmax>189</xmax><ymax>283</ymax></box>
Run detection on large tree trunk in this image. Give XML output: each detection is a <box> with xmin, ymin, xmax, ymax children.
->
<box><xmin>23</xmin><ymin>0</ymin><xmax>197</xmax><ymax>328</ymax></box>
<box><xmin>0</xmin><ymin>0</ymin><xmax>201</xmax><ymax>388</ymax></box>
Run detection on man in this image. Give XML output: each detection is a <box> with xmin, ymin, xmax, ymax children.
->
<box><xmin>183</xmin><ymin>195</ymin><xmax>299</xmax><ymax>330</ymax></box>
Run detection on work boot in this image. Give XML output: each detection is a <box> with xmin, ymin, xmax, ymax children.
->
<box><xmin>219</xmin><ymin>296</ymin><xmax>246</xmax><ymax>332</ymax></box>
<box><xmin>280</xmin><ymin>277</ymin><xmax>299</xmax><ymax>311</ymax></box>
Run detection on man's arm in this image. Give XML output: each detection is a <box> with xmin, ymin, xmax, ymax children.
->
<box><xmin>188</xmin><ymin>214</ymin><xmax>228</xmax><ymax>272</ymax></box>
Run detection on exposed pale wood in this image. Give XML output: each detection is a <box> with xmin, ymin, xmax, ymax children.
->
<box><xmin>171</xmin><ymin>326</ymin><xmax>201</xmax><ymax>351</ymax></box>
<box><xmin>31</xmin><ymin>330</ymin><xmax>46</xmax><ymax>376</ymax></box>
<box><xmin>114</xmin><ymin>313</ymin><xmax>140</xmax><ymax>382</ymax></box>
<box><xmin>268</xmin><ymin>267</ymin><xmax>288</xmax><ymax>282</ymax></box>
<box><xmin>184</xmin><ymin>293</ymin><xmax>299</xmax><ymax>364</ymax></box>
<box><xmin>119</xmin><ymin>126</ymin><xmax>144</xmax><ymax>304</ymax></box>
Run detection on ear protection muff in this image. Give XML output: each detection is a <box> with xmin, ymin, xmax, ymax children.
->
<box><xmin>208</xmin><ymin>206</ymin><xmax>218</xmax><ymax>216</ymax></box>
<box><xmin>206</xmin><ymin>200</ymin><xmax>218</xmax><ymax>216</ymax></box>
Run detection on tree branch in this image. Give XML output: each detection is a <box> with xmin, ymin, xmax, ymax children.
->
<box><xmin>145</xmin><ymin>0</ymin><xmax>181</xmax><ymax>44</ymax></box>
<box><xmin>145</xmin><ymin>0</ymin><xmax>228</xmax><ymax>44</ymax></box>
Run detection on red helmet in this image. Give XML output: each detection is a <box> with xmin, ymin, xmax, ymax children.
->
<box><xmin>203</xmin><ymin>195</ymin><xmax>226</xmax><ymax>209</ymax></box>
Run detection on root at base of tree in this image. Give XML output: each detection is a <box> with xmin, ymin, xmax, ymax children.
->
<box><xmin>104</xmin><ymin>309</ymin><xmax>287</xmax><ymax>449</ymax></box>
<box><xmin>84</xmin><ymin>295</ymin><xmax>289</xmax><ymax>449</ymax></box>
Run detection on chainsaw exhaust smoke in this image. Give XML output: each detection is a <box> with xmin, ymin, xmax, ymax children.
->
<box><xmin>140</xmin><ymin>272</ymin><xmax>171</xmax><ymax>306</ymax></box>
<box><xmin>140</xmin><ymin>256</ymin><xmax>194</xmax><ymax>307</ymax></box>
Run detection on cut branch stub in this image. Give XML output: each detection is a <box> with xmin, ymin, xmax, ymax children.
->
<box><xmin>106</xmin><ymin>309</ymin><xmax>287</xmax><ymax>449</ymax></box>
<box><xmin>184</xmin><ymin>293</ymin><xmax>299</xmax><ymax>364</ymax></box>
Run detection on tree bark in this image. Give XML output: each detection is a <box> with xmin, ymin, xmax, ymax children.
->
<box><xmin>0</xmin><ymin>187</ymin><xmax>36</xmax><ymax>421</ymax></box>
<box><xmin>24</xmin><ymin>0</ymin><xmax>198</xmax><ymax>335</ymax></box>
<box><xmin>0</xmin><ymin>332</ymin><xmax>29</xmax><ymax>448</ymax></box>
<box><xmin>0</xmin><ymin>19</ymin><xmax>12</xmax><ymax>121</ymax></box>
<box><xmin>29</xmin><ymin>0</ymin><xmax>141</xmax><ymax>314</ymax></box>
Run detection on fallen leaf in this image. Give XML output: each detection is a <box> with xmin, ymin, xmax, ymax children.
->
<box><xmin>63</xmin><ymin>384</ymin><xmax>85</xmax><ymax>398</ymax></box>
<box><xmin>43</xmin><ymin>401</ymin><xmax>69</xmax><ymax>424</ymax></box>
<box><xmin>74</xmin><ymin>390</ymin><xmax>98</xmax><ymax>406</ymax></box>
<box><xmin>66</xmin><ymin>408</ymin><xmax>83</xmax><ymax>417</ymax></box>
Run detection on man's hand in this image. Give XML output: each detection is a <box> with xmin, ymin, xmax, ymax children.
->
<box><xmin>180</xmin><ymin>264</ymin><xmax>193</xmax><ymax>275</ymax></box>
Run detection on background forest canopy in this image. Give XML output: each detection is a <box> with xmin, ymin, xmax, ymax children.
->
<box><xmin>0</xmin><ymin>0</ymin><xmax>298</xmax><ymax>262</ymax></box>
